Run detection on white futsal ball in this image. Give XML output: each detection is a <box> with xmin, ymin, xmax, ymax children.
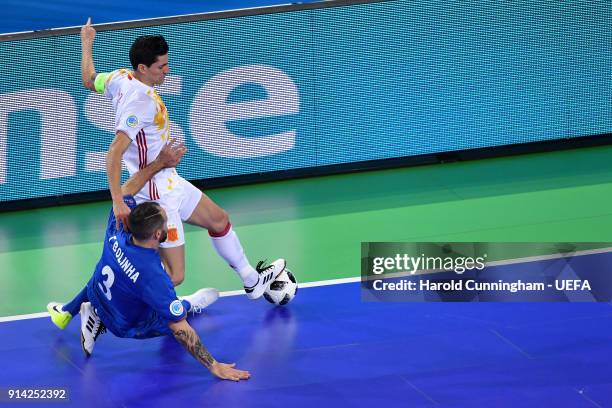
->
<box><xmin>264</xmin><ymin>269</ymin><xmax>298</xmax><ymax>306</ymax></box>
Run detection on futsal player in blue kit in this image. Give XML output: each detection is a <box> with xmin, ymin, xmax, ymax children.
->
<box><xmin>48</xmin><ymin>141</ymin><xmax>250</xmax><ymax>381</ymax></box>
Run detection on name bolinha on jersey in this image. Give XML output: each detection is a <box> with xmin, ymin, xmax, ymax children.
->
<box><xmin>108</xmin><ymin>236</ymin><xmax>140</xmax><ymax>283</ymax></box>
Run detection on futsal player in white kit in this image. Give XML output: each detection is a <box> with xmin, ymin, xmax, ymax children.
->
<box><xmin>80</xmin><ymin>18</ymin><xmax>284</xmax><ymax>296</ymax></box>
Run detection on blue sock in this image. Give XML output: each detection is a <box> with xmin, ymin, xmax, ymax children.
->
<box><xmin>181</xmin><ymin>299</ymin><xmax>192</xmax><ymax>313</ymax></box>
<box><xmin>62</xmin><ymin>285</ymin><xmax>89</xmax><ymax>316</ymax></box>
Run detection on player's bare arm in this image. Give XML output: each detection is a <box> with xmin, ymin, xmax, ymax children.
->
<box><xmin>80</xmin><ymin>18</ymin><xmax>97</xmax><ymax>91</ymax></box>
<box><xmin>121</xmin><ymin>138</ymin><xmax>186</xmax><ymax>197</ymax></box>
<box><xmin>169</xmin><ymin>319</ymin><xmax>251</xmax><ymax>382</ymax></box>
<box><xmin>107</xmin><ymin>131</ymin><xmax>132</xmax><ymax>229</ymax></box>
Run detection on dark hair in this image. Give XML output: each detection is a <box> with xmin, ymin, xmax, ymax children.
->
<box><xmin>129</xmin><ymin>35</ymin><xmax>169</xmax><ymax>70</ymax></box>
<box><xmin>128</xmin><ymin>202</ymin><xmax>165</xmax><ymax>240</ymax></box>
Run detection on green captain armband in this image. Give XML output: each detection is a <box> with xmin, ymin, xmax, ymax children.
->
<box><xmin>94</xmin><ymin>72</ymin><xmax>110</xmax><ymax>93</ymax></box>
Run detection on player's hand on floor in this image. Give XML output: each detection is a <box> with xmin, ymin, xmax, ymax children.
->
<box><xmin>113</xmin><ymin>200</ymin><xmax>131</xmax><ymax>230</ymax></box>
<box><xmin>210</xmin><ymin>362</ymin><xmax>251</xmax><ymax>381</ymax></box>
<box><xmin>157</xmin><ymin>138</ymin><xmax>187</xmax><ymax>168</ymax></box>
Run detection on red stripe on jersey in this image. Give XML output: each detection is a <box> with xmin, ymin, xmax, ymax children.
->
<box><xmin>141</xmin><ymin>130</ymin><xmax>148</xmax><ymax>169</ymax></box>
<box><xmin>136</xmin><ymin>130</ymin><xmax>144</xmax><ymax>170</ymax></box>
<box><xmin>137</xmin><ymin>130</ymin><xmax>154</xmax><ymax>199</ymax></box>
<box><xmin>137</xmin><ymin>130</ymin><xmax>148</xmax><ymax>170</ymax></box>
<box><xmin>135</xmin><ymin>130</ymin><xmax>140</xmax><ymax>168</ymax></box>
<box><xmin>152</xmin><ymin>182</ymin><xmax>160</xmax><ymax>200</ymax></box>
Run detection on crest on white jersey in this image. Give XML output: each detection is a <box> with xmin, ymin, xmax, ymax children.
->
<box><xmin>126</xmin><ymin>115</ymin><xmax>139</xmax><ymax>128</ymax></box>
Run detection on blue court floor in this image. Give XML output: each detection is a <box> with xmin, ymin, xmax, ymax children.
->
<box><xmin>1</xmin><ymin>281</ymin><xmax>612</xmax><ymax>407</ymax></box>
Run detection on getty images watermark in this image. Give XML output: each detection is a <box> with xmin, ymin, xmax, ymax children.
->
<box><xmin>371</xmin><ymin>253</ymin><xmax>487</xmax><ymax>275</ymax></box>
<box><xmin>361</xmin><ymin>242</ymin><xmax>607</xmax><ymax>302</ymax></box>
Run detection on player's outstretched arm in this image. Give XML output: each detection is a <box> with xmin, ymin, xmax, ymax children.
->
<box><xmin>169</xmin><ymin>319</ymin><xmax>251</xmax><ymax>382</ymax></box>
<box><xmin>121</xmin><ymin>138</ymin><xmax>186</xmax><ymax>196</ymax></box>
<box><xmin>81</xmin><ymin>17</ymin><xmax>97</xmax><ymax>91</ymax></box>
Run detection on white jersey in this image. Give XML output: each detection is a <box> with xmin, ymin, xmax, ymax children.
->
<box><xmin>101</xmin><ymin>68</ymin><xmax>179</xmax><ymax>201</ymax></box>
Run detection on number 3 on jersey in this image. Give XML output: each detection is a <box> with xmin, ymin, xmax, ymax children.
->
<box><xmin>98</xmin><ymin>265</ymin><xmax>115</xmax><ymax>300</ymax></box>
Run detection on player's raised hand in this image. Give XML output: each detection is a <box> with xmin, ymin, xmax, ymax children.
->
<box><xmin>81</xmin><ymin>17</ymin><xmax>96</xmax><ymax>45</ymax></box>
<box><xmin>210</xmin><ymin>362</ymin><xmax>251</xmax><ymax>382</ymax></box>
<box><xmin>113</xmin><ymin>199</ymin><xmax>131</xmax><ymax>230</ymax></box>
<box><xmin>157</xmin><ymin>138</ymin><xmax>187</xmax><ymax>168</ymax></box>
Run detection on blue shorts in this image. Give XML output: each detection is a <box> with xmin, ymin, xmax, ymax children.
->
<box><xmin>120</xmin><ymin>310</ymin><xmax>173</xmax><ymax>339</ymax></box>
<box><xmin>96</xmin><ymin>307</ymin><xmax>174</xmax><ymax>339</ymax></box>
<box><xmin>88</xmin><ymin>286</ymin><xmax>181</xmax><ymax>339</ymax></box>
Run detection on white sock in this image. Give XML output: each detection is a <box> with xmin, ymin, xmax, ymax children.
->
<box><xmin>210</xmin><ymin>224</ymin><xmax>258</xmax><ymax>287</ymax></box>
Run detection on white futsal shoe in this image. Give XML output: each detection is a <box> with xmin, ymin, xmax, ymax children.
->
<box><xmin>181</xmin><ymin>288</ymin><xmax>219</xmax><ymax>313</ymax></box>
<box><xmin>80</xmin><ymin>302</ymin><xmax>106</xmax><ymax>357</ymax></box>
<box><xmin>244</xmin><ymin>259</ymin><xmax>286</xmax><ymax>300</ymax></box>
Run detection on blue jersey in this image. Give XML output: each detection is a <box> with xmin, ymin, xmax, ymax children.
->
<box><xmin>87</xmin><ymin>196</ymin><xmax>186</xmax><ymax>337</ymax></box>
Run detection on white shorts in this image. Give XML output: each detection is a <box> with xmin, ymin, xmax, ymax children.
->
<box><xmin>135</xmin><ymin>176</ymin><xmax>203</xmax><ymax>248</ymax></box>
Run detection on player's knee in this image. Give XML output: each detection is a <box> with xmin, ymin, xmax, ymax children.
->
<box><xmin>209</xmin><ymin>210</ymin><xmax>230</xmax><ymax>235</ymax></box>
<box><xmin>167</xmin><ymin>267</ymin><xmax>185</xmax><ymax>287</ymax></box>
<box><xmin>171</xmin><ymin>271</ymin><xmax>185</xmax><ymax>287</ymax></box>
<box><xmin>172</xmin><ymin>275</ymin><xmax>185</xmax><ymax>287</ymax></box>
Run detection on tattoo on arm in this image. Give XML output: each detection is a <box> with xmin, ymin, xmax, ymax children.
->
<box><xmin>173</xmin><ymin>327</ymin><xmax>216</xmax><ymax>369</ymax></box>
